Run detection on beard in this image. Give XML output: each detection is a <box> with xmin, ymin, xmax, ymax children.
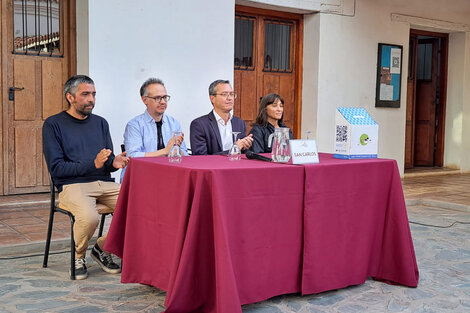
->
<box><xmin>76</xmin><ymin>103</ymin><xmax>94</xmax><ymax>117</ymax></box>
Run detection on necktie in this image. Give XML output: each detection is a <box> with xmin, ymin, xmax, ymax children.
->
<box><xmin>156</xmin><ymin>121</ymin><xmax>165</xmax><ymax>150</ymax></box>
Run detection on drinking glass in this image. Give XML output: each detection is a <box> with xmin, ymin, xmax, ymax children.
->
<box><xmin>304</xmin><ymin>130</ymin><xmax>312</xmax><ymax>140</ymax></box>
<box><xmin>228</xmin><ymin>132</ymin><xmax>241</xmax><ymax>161</ymax></box>
<box><xmin>168</xmin><ymin>131</ymin><xmax>183</xmax><ymax>163</ymax></box>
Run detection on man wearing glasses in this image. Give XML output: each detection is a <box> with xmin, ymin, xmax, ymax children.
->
<box><xmin>122</xmin><ymin>78</ymin><xmax>188</xmax><ymax>179</ymax></box>
<box><xmin>190</xmin><ymin>79</ymin><xmax>253</xmax><ymax>155</ymax></box>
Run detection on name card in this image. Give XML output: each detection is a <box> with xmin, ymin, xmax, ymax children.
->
<box><xmin>289</xmin><ymin>139</ymin><xmax>319</xmax><ymax>164</ymax></box>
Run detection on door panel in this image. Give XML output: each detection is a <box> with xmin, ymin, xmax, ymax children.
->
<box><xmin>405</xmin><ymin>36</ymin><xmax>417</xmax><ymax>169</ymax></box>
<box><xmin>278</xmin><ymin>74</ymin><xmax>294</xmax><ymax>124</ymax></box>
<box><xmin>234</xmin><ymin>70</ymin><xmax>257</xmax><ymax>122</ymax></box>
<box><xmin>13</xmin><ymin>59</ymin><xmax>36</xmax><ymax>120</ymax></box>
<box><xmin>414</xmin><ymin>121</ymin><xmax>434</xmax><ymax>165</ymax></box>
<box><xmin>42</xmin><ymin>60</ymin><xmax>63</xmax><ymax>119</ymax></box>
<box><xmin>414</xmin><ymin>38</ymin><xmax>438</xmax><ymax>166</ymax></box>
<box><xmin>261</xmin><ymin>74</ymin><xmax>280</xmax><ymax>95</ymax></box>
<box><xmin>14</xmin><ymin>126</ymin><xmax>37</xmax><ymax>187</ymax></box>
<box><xmin>404</xmin><ymin>83</ymin><xmax>414</xmax><ymax>168</ymax></box>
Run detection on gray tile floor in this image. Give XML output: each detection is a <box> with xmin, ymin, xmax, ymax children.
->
<box><xmin>1</xmin><ymin>203</ymin><xmax>469</xmax><ymax>312</ymax></box>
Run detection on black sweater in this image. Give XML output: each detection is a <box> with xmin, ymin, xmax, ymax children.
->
<box><xmin>42</xmin><ymin>111</ymin><xmax>117</xmax><ymax>192</ymax></box>
<box><xmin>249</xmin><ymin>122</ymin><xmax>294</xmax><ymax>154</ymax></box>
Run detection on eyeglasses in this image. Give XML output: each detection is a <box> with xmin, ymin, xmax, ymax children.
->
<box><xmin>145</xmin><ymin>95</ymin><xmax>171</xmax><ymax>103</ymax></box>
<box><xmin>212</xmin><ymin>92</ymin><xmax>237</xmax><ymax>99</ymax></box>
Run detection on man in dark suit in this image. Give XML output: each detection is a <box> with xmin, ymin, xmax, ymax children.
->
<box><xmin>190</xmin><ymin>80</ymin><xmax>253</xmax><ymax>155</ymax></box>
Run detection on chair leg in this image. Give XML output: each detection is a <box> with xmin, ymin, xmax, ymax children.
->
<box><xmin>70</xmin><ymin>216</ymin><xmax>76</xmax><ymax>280</ymax></box>
<box><xmin>43</xmin><ymin>206</ymin><xmax>55</xmax><ymax>268</ymax></box>
<box><xmin>98</xmin><ymin>214</ymin><xmax>107</xmax><ymax>238</ymax></box>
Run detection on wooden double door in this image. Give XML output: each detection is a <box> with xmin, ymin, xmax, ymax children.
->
<box><xmin>1</xmin><ymin>0</ymin><xmax>76</xmax><ymax>195</ymax></box>
<box><xmin>233</xmin><ymin>6</ymin><xmax>302</xmax><ymax>137</ymax></box>
<box><xmin>405</xmin><ymin>30</ymin><xmax>448</xmax><ymax>169</ymax></box>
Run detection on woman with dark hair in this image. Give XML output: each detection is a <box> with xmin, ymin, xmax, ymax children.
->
<box><xmin>249</xmin><ymin>93</ymin><xmax>294</xmax><ymax>153</ymax></box>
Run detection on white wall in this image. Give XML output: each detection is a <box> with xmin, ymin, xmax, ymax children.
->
<box><xmin>460</xmin><ymin>32</ymin><xmax>470</xmax><ymax>172</ymax></box>
<box><xmin>445</xmin><ymin>33</ymin><xmax>465</xmax><ymax>169</ymax></box>
<box><xmin>301</xmin><ymin>13</ymin><xmax>320</xmax><ymax>140</ymax></box>
<box><xmin>446</xmin><ymin>31</ymin><xmax>470</xmax><ymax>173</ymax></box>
<box><xmin>76</xmin><ymin>0</ymin><xmax>89</xmax><ymax>75</ymax></box>
<box><xmin>87</xmin><ymin>0</ymin><xmax>235</xmax><ymax>177</ymax></box>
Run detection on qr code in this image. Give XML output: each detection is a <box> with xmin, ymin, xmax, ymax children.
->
<box><xmin>336</xmin><ymin>125</ymin><xmax>348</xmax><ymax>142</ymax></box>
<box><xmin>392</xmin><ymin>56</ymin><xmax>400</xmax><ymax>68</ymax></box>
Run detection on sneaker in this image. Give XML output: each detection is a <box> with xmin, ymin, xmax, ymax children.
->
<box><xmin>70</xmin><ymin>258</ymin><xmax>88</xmax><ymax>280</ymax></box>
<box><xmin>91</xmin><ymin>243</ymin><xmax>121</xmax><ymax>274</ymax></box>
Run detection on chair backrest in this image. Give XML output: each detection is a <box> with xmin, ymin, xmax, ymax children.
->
<box><xmin>48</xmin><ymin>173</ymin><xmax>57</xmax><ymax>209</ymax></box>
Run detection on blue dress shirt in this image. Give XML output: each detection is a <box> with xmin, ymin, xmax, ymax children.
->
<box><xmin>121</xmin><ymin>110</ymin><xmax>188</xmax><ymax>181</ymax></box>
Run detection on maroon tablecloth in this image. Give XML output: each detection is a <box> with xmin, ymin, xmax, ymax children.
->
<box><xmin>105</xmin><ymin>154</ymin><xmax>418</xmax><ymax>313</ymax></box>
<box><xmin>301</xmin><ymin>154</ymin><xmax>419</xmax><ymax>294</ymax></box>
<box><xmin>105</xmin><ymin>155</ymin><xmax>305</xmax><ymax>313</ymax></box>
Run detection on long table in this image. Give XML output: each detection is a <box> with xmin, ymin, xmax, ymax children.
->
<box><xmin>105</xmin><ymin>153</ymin><xmax>418</xmax><ymax>313</ymax></box>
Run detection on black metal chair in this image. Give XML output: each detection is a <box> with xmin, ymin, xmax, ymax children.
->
<box><xmin>42</xmin><ymin>175</ymin><xmax>113</xmax><ymax>280</ymax></box>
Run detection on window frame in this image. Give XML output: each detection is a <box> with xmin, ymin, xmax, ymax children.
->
<box><xmin>234</xmin><ymin>14</ymin><xmax>257</xmax><ymax>71</ymax></box>
<box><xmin>262</xmin><ymin>18</ymin><xmax>294</xmax><ymax>73</ymax></box>
<box><xmin>12</xmin><ymin>0</ymin><xmax>64</xmax><ymax>57</ymax></box>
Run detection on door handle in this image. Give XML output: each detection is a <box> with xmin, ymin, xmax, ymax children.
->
<box><xmin>8</xmin><ymin>86</ymin><xmax>24</xmax><ymax>101</ymax></box>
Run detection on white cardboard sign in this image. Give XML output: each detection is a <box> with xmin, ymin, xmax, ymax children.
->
<box><xmin>334</xmin><ymin>107</ymin><xmax>378</xmax><ymax>159</ymax></box>
<box><xmin>289</xmin><ymin>139</ymin><xmax>319</xmax><ymax>164</ymax></box>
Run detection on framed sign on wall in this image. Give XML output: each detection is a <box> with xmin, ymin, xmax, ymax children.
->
<box><xmin>375</xmin><ymin>43</ymin><xmax>403</xmax><ymax>108</ymax></box>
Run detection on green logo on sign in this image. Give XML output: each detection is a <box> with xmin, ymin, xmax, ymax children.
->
<box><xmin>360</xmin><ymin>134</ymin><xmax>370</xmax><ymax>146</ymax></box>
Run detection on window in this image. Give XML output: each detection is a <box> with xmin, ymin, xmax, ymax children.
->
<box><xmin>234</xmin><ymin>15</ymin><xmax>255</xmax><ymax>69</ymax></box>
<box><xmin>417</xmin><ymin>43</ymin><xmax>432</xmax><ymax>80</ymax></box>
<box><xmin>264</xmin><ymin>20</ymin><xmax>292</xmax><ymax>72</ymax></box>
<box><xmin>13</xmin><ymin>0</ymin><xmax>62</xmax><ymax>56</ymax></box>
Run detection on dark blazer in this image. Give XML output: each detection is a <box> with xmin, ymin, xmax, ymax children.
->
<box><xmin>190</xmin><ymin>111</ymin><xmax>247</xmax><ymax>155</ymax></box>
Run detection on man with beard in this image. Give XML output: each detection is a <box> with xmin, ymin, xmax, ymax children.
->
<box><xmin>43</xmin><ymin>75</ymin><xmax>129</xmax><ymax>280</ymax></box>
